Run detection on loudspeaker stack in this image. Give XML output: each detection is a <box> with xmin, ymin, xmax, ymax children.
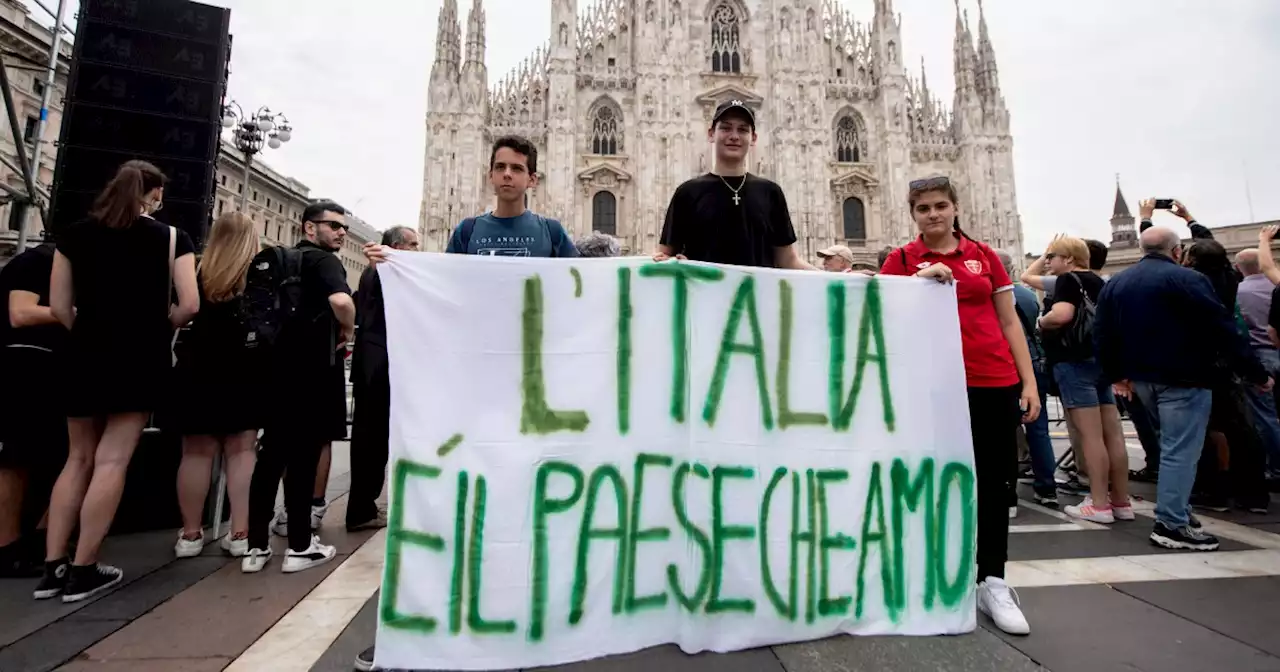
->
<box><xmin>49</xmin><ymin>0</ymin><xmax>231</xmax><ymax>248</ymax></box>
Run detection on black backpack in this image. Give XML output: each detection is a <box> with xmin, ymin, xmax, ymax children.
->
<box><xmin>240</xmin><ymin>245</ymin><xmax>305</xmax><ymax>350</ymax></box>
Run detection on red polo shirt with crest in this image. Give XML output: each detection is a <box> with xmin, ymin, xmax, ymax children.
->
<box><xmin>880</xmin><ymin>234</ymin><xmax>1019</xmax><ymax>388</ymax></box>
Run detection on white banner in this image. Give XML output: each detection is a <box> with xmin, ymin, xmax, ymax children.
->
<box><xmin>374</xmin><ymin>254</ymin><xmax>976</xmax><ymax>671</ymax></box>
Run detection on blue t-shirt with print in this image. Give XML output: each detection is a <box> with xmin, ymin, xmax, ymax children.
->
<box><xmin>445</xmin><ymin>210</ymin><xmax>578</xmax><ymax>258</ymax></box>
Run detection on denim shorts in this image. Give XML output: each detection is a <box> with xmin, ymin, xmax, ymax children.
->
<box><xmin>1053</xmin><ymin>359</ymin><xmax>1116</xmax><ymax>409</ymax></box>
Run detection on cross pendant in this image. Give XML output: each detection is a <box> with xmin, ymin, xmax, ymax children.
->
<box><xmin>732</xmin><ymin>193</ymin><xmax>741</xmax><ymax>206</ymax></box>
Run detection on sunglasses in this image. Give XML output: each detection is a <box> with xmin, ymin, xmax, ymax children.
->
<box><xmin>909</xmin><ymin>176</ymin><xmax>951</xmax><ymax>191</ymax></box>
<box><xmin>310</xmin><ymin>219</ymin><xmax>349</xmax><ymax>232</ymax></box>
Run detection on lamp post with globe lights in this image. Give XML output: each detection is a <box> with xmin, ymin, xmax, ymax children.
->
<box><xmin>221</xmin><ymin>102</ymin><xmax>292</xmax><ymax>211</ymax></box>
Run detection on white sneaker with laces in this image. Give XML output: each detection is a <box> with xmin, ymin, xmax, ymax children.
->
<box><xmin>174</xmin><ymin>532</ymin><xmax>204</xmax><ymax>558</ymax></box>
<box><xmin>241</xmin><ymin>548</ymin><xmax>272</xmax><ymax>573</ymax></box>
<box><xmin>271</xmin><ymin>510</ymin><xmax>289</xmax><ymax>537</ymax></box>
<box><xmin>310</xmin><ymin>502</ymin><xmax>328</xmax><ymax>530</ymax></box>
<box><xmin>282</xmin><ymin>536</ymin><xmax>336</xmax><ymax>574</ymax></box>
<box><xmin>978</xmin><ymin>576</ymin><xmax>1030</xmax><ymax>635</ymax></box>
<box><xmin>220</xmin><ymin>535</ymin><xmax>249</xmax><ymax>557</ymax></box>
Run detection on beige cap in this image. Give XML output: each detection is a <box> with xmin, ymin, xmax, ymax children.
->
<box><xmin>817</xmin><ymin>245</ymin><xmax>854</xmax><ymax>263</ymax></box>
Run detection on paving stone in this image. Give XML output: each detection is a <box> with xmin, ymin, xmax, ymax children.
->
<box><xmin>771</xmin><ymin>631</ymin><xmax>1046</xmax><ymax>672</ymax></box>
<box><xmin>525</xmin><ymin>644</ymin><xmax>784</xmax><ymax>672</ymax></box>
<box><xmin>310</xmin><ymin>592</ymin><xmax>378</xmax><ymax>672</ymax></box>
<box><xmin>59</xmin><ymin>656</ymin><xmax>232</xmax><ymax>672</ymax></box>
<box><xmin>0</xmin><ymin>529</ymin><xmax>181</xmax><ymax>648</ymax></box>
<box><xmin>67</xmin><ymin>556</ymin><xmax>228</xmax><ymax>622</ymax></box>
<box><xmin>988</xmin><ymin>584</ymin><xmax>1280</xmax><ymax>672</ymax></box>
<box><xmin>74</xmin><ymin>494</ymin><xmax>376</xmax><ymax>664</ymax></box>
<box><xmin>1008</xmin><ymin>526</ymin><xmax>1254</xmax><ymax>562</ymax></box>
<box><xmin>0</xmin><ymin>619</ymin><xmax>126</xmax><ymax>672</ymax></box>
<box><xmin>1115</xmin><ymin>576</ymin><xmax>1280</xmax><ymax>657</ymax></box>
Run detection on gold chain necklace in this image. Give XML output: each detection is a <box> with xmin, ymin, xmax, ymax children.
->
<box><xmin>717</xmin><ymin>174</ymin><xmax>747</xmax><ymax>206</ymax></box>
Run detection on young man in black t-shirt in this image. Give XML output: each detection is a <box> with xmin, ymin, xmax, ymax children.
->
<box><xmin>0</xmin><ymin>240</ymin><xmax>67</xmax><ymax>577</ymax></box>
<box><xmin>656</xmin><ymin>100</ymin><xmax>813</xmax><ymax>270</ymax></box>
<box><xmin>244</xmin><ymin>201</ymin><xmax>356</xmax><ymax>575</ymax></box>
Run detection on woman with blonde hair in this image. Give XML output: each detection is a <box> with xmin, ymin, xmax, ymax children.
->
<box><xmin>169</xmin><ymin>212</ymin><xmax>264</xmax><ymax>559</ymax></box>
<box><xmin>1023</xmin><ymin>235</ymin><xmax>1131</xmax><ymax>524</ymax></box>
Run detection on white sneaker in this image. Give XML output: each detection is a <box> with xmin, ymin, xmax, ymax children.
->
<box><xmin>1008</xmin><ymin>505</ymin><xmax>1019</xmax><ymax>519</ymax></box>
<box><xmin>1112</xmin><ymin>501</ymin><xmax>1136</xmax><ymax>521</ymax></box>
<box><xmin>310</xmin><ymin>502</ymin><xmax>328</xmax><ymax>530</ymax></box>
<box><xmin>174</xmin><ymin>532</ymin><xmax>204</xmax><ymax>558</ymax></box>
<box><xmin>282</xmin><ymin>536</ymin><xmax>336</xmax><ymax>573</ymax></box>
<box><xmin>271</xmin><ymin>510</ymin><xmax>289</xmax><ymax>537</ymax></box>
<box><xmin>1065</xmin><ymin>496</ymin><xmax>1116</xmax><ymax>524</ymax></box>
<box><xmin>220</xmin><ymin>535</ymin><xmax>249</xmax><ymax>557</ymax></box>
<box><xmin>240</xmin><ymin>547</ymin><xmax>272</xmax><ymax>573</ymax></box>
<box><xmin>977</xmin><ymin>577</ymin><xmax>1030</xmax><ymax>635</ymax></box>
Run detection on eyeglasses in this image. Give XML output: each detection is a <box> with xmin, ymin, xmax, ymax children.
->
<box><xmin>909</xmin><ymin>176</ymin><xmax>951</xmax><ymax>191</ymax></box>
<box><xmin>310</xmin><ymin>219</ymin><xmax>349</xmax><ymax>232</ymax></box>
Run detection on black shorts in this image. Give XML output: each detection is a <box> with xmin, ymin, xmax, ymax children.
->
<box><xmin>0</xmin><ymin>346</ymin><xmax>69</xmax><ymax>470</ymax></box>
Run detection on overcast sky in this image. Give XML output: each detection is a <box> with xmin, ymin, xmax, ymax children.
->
<box><xmin>26</xmin><ymin>0</ymin><xmax>1280</xmax><ymax>250</ymax></box>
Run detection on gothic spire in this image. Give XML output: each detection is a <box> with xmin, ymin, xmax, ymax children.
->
<box><xmin>953</xmin><ymin>1</ymin><xmax>977</xmax><ymax>99</ymax></box>
<box><xmin>432</xmin><ymin>0</ymin><xmax>461</xmax><ymax>75</ymax></box>
<box><xmin>974</xmin><ymin>0</ymin><xmax>1001</xmax><ymax>101</ymax></box>
<box><xmin>920</xmin><ymin>56</ymin><xmax>932</xmax><ymax>110</ymax></box>
<box><xmin>464</xmin><ymin>0</ymin><xmax>485</xmax><ymax>68</ymax></box>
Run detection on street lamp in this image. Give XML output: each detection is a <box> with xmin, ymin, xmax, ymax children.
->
<box><xmin>221</xmin><ymin>102</ymin><xmax>292</xmax><ymax>211</ymax></box>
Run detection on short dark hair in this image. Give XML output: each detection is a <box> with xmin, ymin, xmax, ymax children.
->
<box><xmin>490</xmin><ymin>135</ymin><xmax>538</xmax><ymax>175</ymax></box>
<box><xmin>302</xmin><ymin>200</ymin><xmax>345</xmax><ymax>223</ymax></box>
<box><xmin>877</xmin><ymin>246</ymin><xmax>893</xmax><ymax>269</ymax></box>
<box><xmin>381</xmin><ymin>225</ymin><xmax>415</xmax><ymax>246</ymax></box>
<box><xmin>1085</xmin><ymin>239</ymin><xmax>1108</xmax><ymax>271</ymax></box>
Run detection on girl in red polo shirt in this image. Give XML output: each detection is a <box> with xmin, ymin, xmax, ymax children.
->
<box><xmin>880</xmin><ymin>176</ymin><xmax>1040</xmax><ymax>636</ymax></box>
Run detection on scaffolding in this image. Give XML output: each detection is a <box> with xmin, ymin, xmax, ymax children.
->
<box><xmin>4</xmin><ymin>0</ymin><xmax>68</xmax><ymax>256</ymax></box>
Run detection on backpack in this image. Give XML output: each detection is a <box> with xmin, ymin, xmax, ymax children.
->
<box><xmin>240</xmin><ymin>245</ymin><xmax>305</xmax><ymax>351</ymax></box>
<box><xmin>1057</xmin><ymin>271</ymin><xmax>1097</xmax><ymax>358</ymax></box>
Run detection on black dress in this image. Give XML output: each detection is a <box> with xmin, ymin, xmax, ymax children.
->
<box><xmin>58</xmin><ymin>216</ymin><xmax>194</xmax><ymax>418</ymax></box>
<box><xmin>167</xmin><ymin>279</ymin><xmax>266</xmax><ymax>436</ymax></box>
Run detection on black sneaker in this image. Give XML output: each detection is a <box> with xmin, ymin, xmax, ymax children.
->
<box><xmin>1190</xmin><ymin>494</ymin><xmax>1229</xmax><ymax>513</ymax></box>
<box><xmin>33</xmin><ymin>559</ymin><xmax>69</xmax><ymax>599</ymax></box>
<box><xmin>1238</xmin><ymin>499</ymin><xmax>1270</xmax><ymax>515</ymax></box>
<box><xmin>1150</xmin><ymin>521</ymin><xmax>1219</xmax><ymax>551</ymax></box>
<box><xmin>1034</xmin><ymin>491</ymin><xmax>1059</xmax><ymax>508</ymax></box>
<box><xmin>1129</xmin><ymin>467</ymin><xmax>1159</xmax><ymax>483</ymax></box>
<box><xmin>1016</xmin><ymin>464</ymin><xmax>1034</xmax><ymax>484</ymax></box>
<box><xmin>61</xmin><ymin>563</ymin><xmax>123</xmax><ymax>603</ymax></box>
<box><xmin>1058</xmin><ymin>476</ymin><xmax>1089</xmax><ymax>496</ymax></box>
<box><xmin>354</xmin><ymin>645</ymin><xmax>376</xmax><ymax>671</ymax></box>
<box><xmin>0</xmin><ymin>542</ymin><xmax>42</xmax><ymax>579</ymax></box>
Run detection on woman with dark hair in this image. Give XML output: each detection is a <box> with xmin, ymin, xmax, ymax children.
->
<box><xmin>879</xmin><ymin>176</ymin><xmax>1039</xmax><ymax>636</ymax></box>
<box><xmin>37</xmin><ymin>160</ymin><xmax>200</xmax><ymax>602</ymax></box>
<box><xmin>1182</xmin><ymin>239</ymin><xmax>1270</xmax><ymax>513</ymax></box>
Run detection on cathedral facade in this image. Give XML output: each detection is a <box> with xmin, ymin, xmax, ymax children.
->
<box><xmin>419</xmin><ymin>0</ymin><xmax>1023</xmax><ymax>266</ymax></box>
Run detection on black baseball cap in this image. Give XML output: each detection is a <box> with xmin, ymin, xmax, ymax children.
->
<box><xmin>712</xmin><ymin>99</ymin><xmax>755</xmax><ymax>129</ymax></box>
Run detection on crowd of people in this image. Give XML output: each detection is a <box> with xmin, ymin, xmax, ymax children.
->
<box><xmin>0</xmin><ymin>98</ymin><xmax>1275</xmax><ymax>671</ymax></box>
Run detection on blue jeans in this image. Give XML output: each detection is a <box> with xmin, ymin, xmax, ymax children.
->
<box><xmin>1245</xmin><ymin>348</ymin><xmax>1280</xmax><ymax>475</ymax></box>
<box><xmin>1023</xmin><ymin>362</ymin><xmax>1057</xmax><ymax>495</ymax></box>
<box><xmin>1132</xmin><ymin>383</ymin><xmax>1212</xmax><ymax>529</ymax></box>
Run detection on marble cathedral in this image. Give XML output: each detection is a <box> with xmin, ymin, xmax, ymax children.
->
<box><xmin>418</xmin><ymin>0</ymin><xmax>1023</xmax><ymax>266</ymax></box>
